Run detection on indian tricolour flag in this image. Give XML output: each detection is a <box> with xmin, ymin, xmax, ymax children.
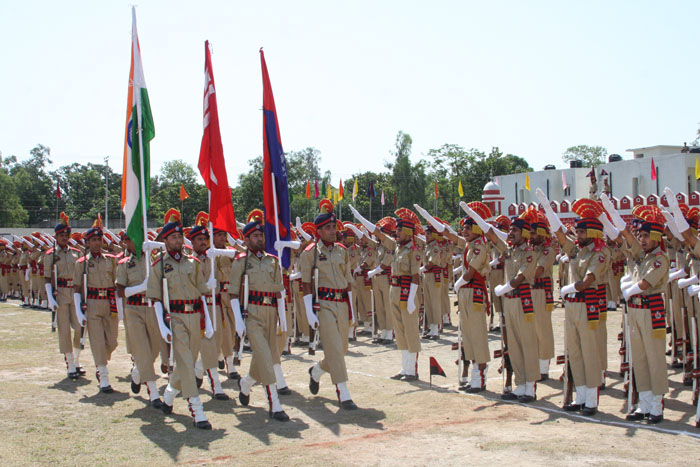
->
<box><xmin>121</xmin><ymin>7</ymin><xmax>154</xmax><ymax>258</ymax></box>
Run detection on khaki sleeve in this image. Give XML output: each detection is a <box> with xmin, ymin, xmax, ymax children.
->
<box><xmin>366</xmin><ymin>236</ymin><xmax>379</xmax><ymax>248</ymax></box>
<box><xmin>643</xmin><ymin>255</ymin><xmax>670</xmax><ymax>289</ymax></box>
<box><xmin>585</xmin><ymin>251</ymin><xmax>607</xmax><ymax>280</ymax></box>
<box><xmin>228</xmin><ymin>257</ymin><xmax>243</xmax><ymax>296</ymax></box>
<box><xmin>409</xmin><ymin>248</ymin><xmax>421</xmax><ymax>275</ymax></box>
<box><xmin>146</xmin><ymin>260</ymin><xmax>162</xmax><ymax>301</ymax></box>
<box><xmin>468</xmin><ymin>244</ymin><xmax>488</xmax><ymax>272</ymax></box>
<box><xmin>516</xmin><ymin>251</ymin><xmax>536</xmax><ymax>281</ymax></box>
<box><xmin>73</xmin><ymin>261</ymin><xmax>83</xmax><ymax>290</ymax></box>
<box><xmin>300</xmin><ymin>248</ymin><xmax>314</xmax><ymax>284</ymax></box>
<box><xmin>195</xmin><ymin>260</ymin><xmax>210</xmax><ymax>295</ymax></box>
<box><xmin>492</xmin><ymin>236</ymin><xmax>507</xmax><ymax>255</ymax></box>
<box><xmin>345</xmin><ymin>250</ymin><xmax>353</xmax><ymax>284</ymax></box>
<box><xmin>115</xmin><ymin>261</ymin><xmax>128</xmax><ymax>287</ymax></box>
<box><xmin>560</xmin><ymin>237</ymin><xmax>575</xmax><ymax>256</ymax></box>
<box><xmin>270</xmin><ymin>257</ymin><xmax>284</xmax><ymax>293</ymax></box>
<box><xmin>43</xmin><ymin>253</ymin><xmax>53</xmax><ymax>279</ymax></box>
<box><xmin>382</xmin><ymin>236</ymin><xmax>397</xmax><ymax>251</ymax></box>
<box><xmin>537</xmin><ymin>247</ymin><xmax>556</xmax><ymax>269</ymax></box>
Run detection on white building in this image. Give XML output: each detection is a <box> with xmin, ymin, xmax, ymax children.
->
<box><xmin>482</xmin><ymin>145</ymin><xmax>700</xmax><ymax>223</ymax></box>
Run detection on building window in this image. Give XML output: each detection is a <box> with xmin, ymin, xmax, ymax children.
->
<box><xmin>632</xmin><ymin>177</ymin><xmax>639</xmax><ymax>198</ymax></box>
<box><xmin>564</xmin><ymin>186</ymin><xmax>571</xmax><ymax>197</ymax></box>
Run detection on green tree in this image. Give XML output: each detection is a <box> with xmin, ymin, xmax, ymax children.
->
<box><xmin>151</xmin><ymin>159</ymin><xmax>208</xmax><ymax>226</ymax></box>
<box><xmin>0</xmin><ymin>170</ymin><xmax>29</xmax><ymax>226</ymax></box>
<box><xmin>231</xmin><ymin>156</ymin><xmax>263</xmax><ymax>225</ymax></box>
<box><xmin>385</xmin><ymin>131</ymin><xmax>427</xmax><ymax>212</ymax></box>
<box><xmin>562</xmin><ymin>145</ymin><xmax>607</xmax><ymax>167</ymax></box>
<box><xmin>8</xmin><ymin>144</ymin><xmax>55</xmax><ymax>226</ymax></box>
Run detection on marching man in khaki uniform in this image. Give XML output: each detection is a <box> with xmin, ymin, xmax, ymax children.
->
<box><xmin>115</xmin><ymin>233</ymin><xmax>164</xmax><ymax>408</ymax></box>
<box><xmin>463</xmin><ymin>203</ymin><xmax>539</xmax><ymax>402</ymax></box>
<box><xmin>227</xmin><ymin>210</ymin><xmax>290</xmax><ymax>421</ymax></box>
<box><xmin>72</xmin><ymin>215</ymin><xmax>119</xmax><ymax>393</ymax></box>
<box><xmin>422</xmin><ymin>222</ymin><xmax>446</xmax><ymax>340</ymax></box>
<box><xmin>147</xmin><ymin>209</ymin><xmax>215</xmax><ymax>430</ymax></box>
<box><xmin>211</xmin><ymin>224</ymin><xmax>239</xmax><ymax>381</ymax></box>
<box><xmin>302</xmin><ymin>199</ymin><xmax>358</xmax><ymax>409</ymax></box>
<box><xmin>352</xmin><ymin>205</ymin><xmax>422</xmax><ymax>381</ymax></box>
<box><xmin>44</xmin><ymin>213</ymin><xmax>84</xmax><ymax>379</ymax></box>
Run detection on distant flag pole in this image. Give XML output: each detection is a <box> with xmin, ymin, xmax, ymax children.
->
<box><xmin>458</xmin><ymin>180</ymin><xmax>464</xmax><ymax>198</ymax></box>
<box><xmin>55</xmin><ymin>181</ymin><xmax>61</xmax><ymax>222</ymax></box>
<box><xmin>338</xmin><ymin>179</ymin><xmax>344</xmax><ymax>220</ymax></box>
<box><xmin>429</xmin><ymin>356</ymin><xmax>446</xmax><ymax>388</ymax></box>
<box><xmin>696</xmin><ymin>155</ymin><xmax>700</xmax><ymax>180</ymax></box>
<box><xmin>122</xmin><ymin>7</ymin><xmax>154</xmax><ymax>261</ymax></box>
<box><xmin>179</xmin><ymin>184</ymin><xmax>189</xmax><ymax>223</ymax></box>
<box><xmin>525</xmin><ymin>171</ymin><xmax>531</xmax><ymax>191</ymax></box>
<box><xmin>352</xmin><ymin>178</ymin><xmax>358</xmax><ymax>201</ymax></box>
<box><xmin>434</xmin><ymin>181</ymin><xmax>438</xmax><ymax>216</ymax></box>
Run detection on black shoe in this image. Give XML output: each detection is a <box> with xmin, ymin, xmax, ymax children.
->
<box><xmin>539</xmin><ymin>374</ymin><xmax>549</xmax><ymax>382</ymax></box>
<box><xmin>161</xmin><ymin>402</ymin><xmax>173</xmax><ymax>415</ymax></box>
<box><xmin>218</xmin><ymin>360</ymin><xmax>224</xmax><ymax>370</ymax></box>
<box><xmin>214</xmin><ymin>392</ymin><xmax>230</xmax><ymax>401</ymax></box>
<box><xmin>648</xmin><ymin>414</ymin><xmax>663</xmax><ymax>424</ymax></box>
<box><xmin>151</xmin><ymin>399</ymin><xmax>164</xmax><ymax>409</ymax></box>
<box><xmin>665</xmin><ymin>349</ymin><xmax>672</xmax><ymax>356</ymax></box>
<box><xmin>281</xmin><ymin>350</ymin><xmax>290</xmax><ymax>356</ymax></box>
<box><xmin>308</xmin><ymin>367</ymin><xmax>319</xmax><ymax>395</ymax></box>
<box><xmin>563</xmin><ymin>403</ymin><xmax>583</xmax><ymax>412</ymax></box>
<box><xmin>131</xmin><ymin>379</ymin><xmax>141</xmax><ymax>394</ymax></box>
<box><xmin>278</xmin><ymin>386</ymin><xmax>292</xmax><ymax>396</ymax></box>
<box><xmin>581</xmin><ymin>406</ymin><xmax>598</xmax><ymax>416</ymax></box>
<box><xmin>672</xmin><ymin>361</ymin><xmax>683</xmax><ymax>369</ymax></box>
<box><xmin>466</xmin><ymin>386</ymin><xmax>485</xmax><ymax>394</ymax></box>
<box><xmin>501</xmin><ymin>392</ymin><xmax>518</xmax><ymax>401</ymax></box>
<box><xmin>429</xmin><ymin>335</ymin><xmax>439</xmax><ymax>341</ymax></box>
<box><xmin>340</xmin><ymin>399</ymin><xmax>358</xmax><ymax>410</ymax></box>
<box><xmin>518</xmin><ymin>395</ymin><xmax>535</xmax><ymax>403</ymax></box>
<box><xmin>270</xmin><ymin>410</ymin><xmax>290</xmax><ymax>421</ymax></box>
<box><xmin>625</xmin><ymin>411</ymin><xmax>647</xmax><ymax>421</ymax></box>
<box><xmin>100</xmin><ymin>385</ymin><xmax>114</xmax><ymax>394</ymax></box>
<box><xmin>194</xmin><ymin>420</ymin><xmax>212</xmax><ymax>430</ymax></box>
<box><xmin>683</xmin><ymin>378</ymin><xmax>693</xmax><ymax>387</ymax></box>
<box><xmin>196</xmin><ymin>377</ymin><xmax>203</xmax><ymax>388</ymax></box>
<box><xmin>600</xmin><ymin>382</ymin><xmax>606</xmax><ymax>391</ymax></box>
<box><xmin>77</xmin><ymin>366</ymin><xmax>86</xmax><ymax>376</ymax></box>
<box><xmin>348</xmin><ymin>337</ymin><xmax>357</xmax><ymax>342</ymax></box>
<box><xmin>403</xmin><ymin>374</ymin><xmax>419</xmax><ymax>382</ymax></box>
<box><xmin>68</xmin><ymin>371</ymin><xmax>79</xmax><ymax>380</ymax></box>
<box><xmin>390</xmin><ymin>373</ymin><xmax>405</xmax><ymax>380</ymax></box>
<box><xmin>228</xmin><ymin>371</ymin><xmax>241</xmax><ymax>381</ymax></box>
<box><xmin>239</xmin><ymin>391</ymin><xmax>250</xmax><ymax>406</ymax></box>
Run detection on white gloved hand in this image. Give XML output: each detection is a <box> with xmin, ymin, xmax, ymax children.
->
<box><xmin>142</xmin><ymin>240</ymin><xmax>165</xmax><ymax>251</ymax></box>
<box><xmin>678</xmin><ymin>276</ymin><xmax>699</xmax><ymax>289</ymax></box>
<box><xmin>419</xmin><ymin>266</ymin><xmax>426</xmax><ymax>274</ymax></box>
<box><xmin>201</xmin><ymin>296</ymin><xmax>214</xmax><ymax>338</ymax></box>
<box><xmin>277</xmin><ymin>292</ymin><xmax>288</xmax><ymax>333</ymax></box>
<box><xmin>416</xmin><ymin>234</ymin><xmax>426</xmax><ymax>243</ymax></box>
<box><xmin>353</xmin><ymin>266</ymin><xmax>362</xmax><ymax>276</ymax></box>
<box><xmin>295</xmin><ymin>217</ymin><xmax>312</xmax><ymax>241</ymax></box>
<box><xmin>153</xmin><ymin>301</ymin><xmax>172</xmax><ymax>343</ymax></box>
<box><xmin>414</xmin><ymin>203</ymin><xmax>445</xmax><ymax>233</ymax></box>
<box><xmin>45</xmin><ymin>283</ymin><xmax>58</xmax><ymax>310</ymax></box>
<box><xmin>668</xmin><ymin>268</ymin><xmax>687</xmax><ymax>282</ymax></box>
<box><xmin>274</xmin><ymin>240</ymin><xmax>301</xmax><ymax>252</ymax></box>
<box><xmin>600</xmin><ymin>193</ymin><xmax>628</xmax><ymax>232</ymax></box>
<box><xmin>489</xmin><ymin>258</ymin><xmax>499</xmax><ymax>268</ymax></box>
<box><xmin>25</xmin><ymin>269</ymin><xmax>29</xmax><ymax>282</ymax></box>
<box><xmin>124</xmin><ymin>280</ymin><xmax>148</xmax><ymax>297</ymax></box>
<box><xmin>348</xmin><ymin>291</ymin><xmax>355</xmax><ymax>325</ymax></box>
<box><xmin>623</xmin><ymin>282</ymin><xmax>642</xmax><ymax>301</ymax></box>
<box><xmin>494</xmin><ymin>281</ymin><xmax>514</xmax><ymax>297</ymax></box>
<box><xmin>661</xmin><ymin>210</ymin><xmax>683</xmax><ymax>241</ymax></box>
<box><xmin>453</xmin><ymin>265</ymin><xmax>463</xmax><ymax>276</ymax></box>
<box><xmin>206</xmin><ymin>277</ymin><xmax>217</xmax><ymax>293</ymax></box>
<box><xmin>230</xmin><ymin>298</ymin><xmax>246</xmax><ymax>338</ymax></box>
<box><xmin>560</xmin><ymin>255</ymin><xmax>569</xmax><ymax>264</ymax></box>
<box><xmin>597</xmin><ymin>213</ymin><xmax>620</xmax><ymax>241</ymax></box>
<box><xmin>459</xmin><ymin>201</ymin><xmax>492</xmax><ymax>234</ymax></box>
<box><xmin>621</xmin><ymin>274</ymin><xmax>632</xmax><ymax>283</ymax></box>
<box><xmin>445</xmin><ymin>224</ymin><xmax>457</xmax><ymax>236</ymax></box>
<box><xmin>454</xmin><ymin>275</ymin><xmax>467</xmax><ymax>290</ymax></box>
<box><xmin>346</xmin><ymin>224</ymin><xmax>364</xmax><ymax>239</ymax></box>
<box><xmin>290</xmin><ymin>271</ymin><xmax>302</xmax><ymax>281</ymax></box>
<box><xmin>116</xmin><ymin>297</ymin><xmax>124</xmax><ymax>321</ymax></box>
<box><xmin>688</xmin><ymin>284</ymin><xmax>700</xmax><ymax>297</ymax></box>
<box><xmin>73</xmin><ymin>292</ymin><xmax>87</xmax><ymax>327</ymax></box>
<box><xmin>367</xmin><ymin>265</ymin><xmax>382</xmax><ymax>279</ymax></box>
<box><xmin>349</xmin><ymin>204</ymin><xmax>376</xmax><ymax>234</ymax></box>
<box><xmin>407</xmin><ymin>283</ymin><xmax>418</xmax><ymax>313</ymax></box>
<box><xmin>560</xmin><ymin>283</ymin><xmax>577</xmax><ymax>296</ymax></box>
<box><xmin>206</xmin><ymin>248</ymin><xmax>220</xmax><ymax>259</ymax></box>
<box><xmin>536</xmin><ymin>188</ymin><xmax>564</xmax><ymax>233</ymax></box>
<box><xmin>664</xmin><ymin>187</ymin><xmax>690</xmax><ymax>234</ymax></box>
<box><xmin>303</xmin><ymin>294</ymin><xmax>319</xmax><ymax>329</ymax></box>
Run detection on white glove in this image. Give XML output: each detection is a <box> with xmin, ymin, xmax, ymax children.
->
<box><xmin>689</xmin><ymin>284</ymin><xmax>700</xmax><ymax>297</ymax></box>
<box><xmin>45</xmin><ymin>283</ymin><xmax>58</xmax><ymax>310</ymax></box>
<box><xmin>560</xmin><ymin>283</ymin><xmax>577</xmax><ymax>296</ymax></box>
<box><xmin>206</xmin><ymin>248</ymin><xmax>220</xmax><ymax>259</ymax></box>
<box><xmin>416</xmin><ymin>234</ymin><xmax>426</xmax><ymax>243</ymax></box>
<box><xmin>277</xmin><ymin>292</ymin><xmax>288</xmax><ymax>333</ymax></box>
<box><xmin>290</xmin><ymin>271</ymin><xmax>302</xmax><ymax>281</ymax></box>
<box><xmin>661</xmin><ymin>210</ymin><xmax>684</xmax><ymax>241</ymax></box>
<box><xmin>25</xmin><ymin>269</ymin><xmax>29</xmax><ymax>282</ymax></box>
<box><xmin>489</xmin><ymin>258</ymin><xmax>499</xmax><ymax>268</ymax></box>
<box><xmin>407</xmin><ymin>283</ymin><xmax>418</xmax><ymax>313</ymax></box>
<box><xmin>303</xmin><ymin>294</ymin><xmax>319</xmax><ymax>329</ymax></box>
<box><xmin>535</xmin><ymin>188</ymin><xmax>564</xmax><ymax>233</ymax></box>
<box><xmin>116</xmin><ymin>298</ymin><xmax>124</xmax><ymax>321</ymax></box>
<box><xmin>201</xmin><ymin>296</ymin><xmax>214</xmax><ymax>338</ymax></box>
<box><xmin>346</xmin><ymin>224</ymin><xmax>364</xmax><ymax>239</ymax></box>
<box><xmin>494</xmin><ymin>281</ymin><xmax>514</xmax><ymax>297</ymax></box>
<box><xmin>230</xmin><ymin>298</ymin><xmax>246</xmax><ymax>338</ymax></box>
<box><xmin>459</xmin><ymin>201</ymin><xmax>492</xmax><ymax>234</ymax></box>
<box><xmin>349</xmin><ymin>204</ymin><xmax>376</xmax><ymax>234</ymax></box>
<box><xmin>599</xmin><ymin>193</ymin><xmax>627</xmax><ymax>232</ymax></box>
<box><xmin>419</xmin><ymin>266</ymin><xmax>426</xmax><ymax>274</ymax></box>
<box><xmin>348</xmin><ymin>291</ymin><xmax>355</xmax><ymax>324</ymax></box>
<box><xmin>73</xmin><ymin>292</ymin><xmax>87</xmax><ymax>327</ymax></box>
<box><xmin>153</xmin><ymin>301</ymin><xmax>172</xmax><ymax>343</ymax></box>
<box><xmin>668</xmin><ymin>268</ymin><xmax>687</xmax><ymax>282</ymax></box>
<box><xmin>295</xmin><ymin>217</ymin><xmax>312</xmax><ymax>241</ymax></box>
<box><xmin>678</xmin><ymin>276</ymin><xmax>699</xmax><ymax>289</ymax></box>
<box><xmin>206</xmin><ymin>277</ymin><xmax>217</xmax><ymax>293</ymax></box>
<box><xmin>597</xmin><ymin>213</ymin><xmax>620</xmax><ymax>241</ymax></box>
<box><xmin>560</xmin><ymin>255</ymin><xmax>569</xmax><ymax>264</ymax></box>
<box><xmin>664</xmin><ymin>187</ymin><xmax>690</xmax><ymax>234</ymax></box>
<box><xmin>274</xmin><ymin>240</ymin><xmax>301</xmax><ymax>252</ymax></box>
<box><xmin>453</xmin><ymin>265</ymin><xmax>463</xmax><ymax>276</ymax></box>
<box><xmin>623</xmin><ymin>282</ymin><xmax>642</xmax><ymax>301</ymax></box>
<box><xmin>414</xmin><ymin>204</ymin><xmax>445</xmax><ymax>233</ymax></box>
<box><xmin>621</xmin><ymin>274</ymin><xmax>632</xmax><ymax>283</ymax></box>
<box><xmin>124</xmin><ymin>280</ymin><xmax>147</xmax><ymax>297</ymax></box>
<box><xmin>445</xmin><ymin>224</ymin><xmax>457</xmax><ymax>236</ymax></box>
<box><xmin>353</xmin><ymin>266</ymin><xmax>362</xmax><ymax>275</ymax></box>
<box><xmin>367</xmin><ymin>265</ymin><xmax>382</xmax><ymax>279</ymax></box>
<box><xmin>142</xmin><ymin>240</ymin><xmax>165</xmax><ymax>251</ymax></box>
<box><xmin>454</xmin><ymin>275</ymin><xmax>466</xmax><ymax>290</ymax></box>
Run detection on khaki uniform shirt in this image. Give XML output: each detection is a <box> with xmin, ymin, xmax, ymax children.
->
<box><xmin>146</xmin><ymin>250</ymin><xmax>209</xmax><ymax>302</ymax></box>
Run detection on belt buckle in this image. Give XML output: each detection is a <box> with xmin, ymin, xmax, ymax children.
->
<box><xmin>328</xmin><ymin>292</ymin><xmax>335</xmax><ymax>300</ymax></box>
<box><xmin>98</xmin><ymin>290</ymin><xmax>107</xmax><ymax>297</ymax></box>
<box><xmin>184</xmin><ymin>304</ymin><xmax>194</xmax><ymax>312</ymax></box>
<box><xmin>263</xmin><ymin>296</ymin><xmax>272</xmax><ymax>305</ymax></box>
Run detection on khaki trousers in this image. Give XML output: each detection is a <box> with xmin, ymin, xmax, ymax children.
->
<box><xmin>56</xmin><ymin>288</ymin><xmax>81</xmax><ymax>354</ymax></box>
<box><xmin>565</xmin><ymin>302</ymin><xmax>602</xmax><ymax>388</ymax></box>
<box><xmin>629</xmin><ymin>307</ymin><xmax>669</xmax><ymax>395</ymax></box>
<box><xmin>200</xmin><ymin>302</ymin><xmax>223</xmax><ymax>369</ymax></box>
<box><xmin>318</xmin><ymin>299</ymin><xmax>350</xmax><ymax>384</ymax></box>
<box><xmin>247</xmin><ymin>303</ymin><xmax>281</xmax><ymax>386</ymax></box>
<box><xmin>532</xmin><ymin>289</ymin><xmax>554</xmax><ymax>360</ymax></box>
<box><xmin>423</xmin><ymin>273</ymin><xmax>442</xmax><ymax>327</ymax></box>
<box><xmin>390</xmin><ymin>286</ymin><xmax>421</xmax><ymax>353</ymax></box>
<box><xmin>170</xmin><ymin>312</ymin><xmax>202</xmax><ymax>399</ymax></box>
<box><xmin>86</xmin><ymin>299</ymin><xmax>118</xmax><ymax>367</ymax></box>
<box><xmin>125</xmin><ymin>304</ymin><xmax>160</xmax><ymax>382</ymax></box>
<box><xmin>372</xmin><ymin>274</ymin><xmax>392</xmax><ymax>330</ymax></box>
<box><xmin>458</xmin><ymin>288</ymin><xmax>490</xmax><ymax>364</ymax></box>
<box><xmin>503</xmin><ymin>296</ymin><xmax>539</xmax><ymax>385</ymax></box>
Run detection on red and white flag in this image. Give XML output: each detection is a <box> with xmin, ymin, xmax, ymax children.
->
<box><xmin>561</xmin><ymin>171</ymin><xmax>568</xmax><ymax>190</ymax></box>
<box><xmin>197</xmin><ymin>41</ymin><xmax>238</xmax><ymax>236</ymax></box>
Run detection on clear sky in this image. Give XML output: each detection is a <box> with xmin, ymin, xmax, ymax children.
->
<box><xmin>2</xmin><ymin>1</ymin><xmax>699</xmax><ymax>186</ymax></box>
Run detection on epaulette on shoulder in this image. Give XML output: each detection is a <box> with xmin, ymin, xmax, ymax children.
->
<box><xmin>104</xmin><ymin>253</ymin><xmax>116</xmax><ymax>259</ymax></box>
<box><xmin>190</xmin><ymin>255</ymin><xmax>200</xmax><ymax>263</ymax></box>
<box><xmin>69</xmin><ymin>247</ymin><xmax>81</xmax><ymax>252</ymax></box>
<box><xmin>335</xmin><ymin>242</ymin><xmax>347</xmax><ymax>249</ymax></box>
<box><xmin>304</xmin><ymin>242</ymin><xmax>317</xmax><ymax>252</ymax></box>
<box><xmin>116</xmin><ymin>252</ymin><xmax>125</xmax><ymax>259</ymax></box>
<box><xmin>235</xmin><ymin>252</ymin><xmax>247</xmax><ymax>260</ymax></box>
<box><xmin>267</xmin><ymin>251</ymin><xmax>279</xmax><ymax>259</ymax></box>
<box><xmin>45</xmin><ymin>247</ymin><xmax>54</xmax><ymax>255</ymax></box>
<box><xmin>118</xmin><ymin>257</ymin><xmax>130</xmax><ymax>264</ymax></box>
<box><xmin>473</xmin><ymin>238</ymin><xmax>484</xmax><ymax>246</ymax></box>
<box><xmin>151</xmin><ymin>257</ymin><xmax>162</xmax><ymax>267</ymax></box>
<box><xmin>655</xmin><ymin>251</ymin><xmax>664</xmax><ymax>256</ymax></box>
<box><xmin>77</xmin><ymin>256</ymin><xmax>87</xmax><ymax>263</ymax></box>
